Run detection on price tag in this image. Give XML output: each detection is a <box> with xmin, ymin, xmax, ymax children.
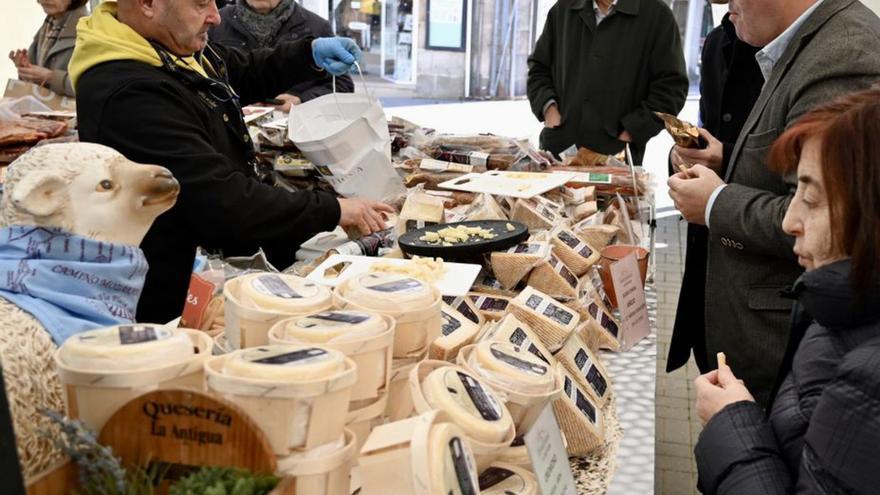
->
<box><xmin>610</xmin><ymin>252</ymin><xmax>650</xmax><ymax>350</ymax></box>
<box><xmin>524</xmin><ymin>403</ymin><xmax>578</xmax><ymax>495</ymax></box>
<box><xmin>180</xmin><ymin>273</ymin><xmax>216</xmax><ymax>329</ymax></box>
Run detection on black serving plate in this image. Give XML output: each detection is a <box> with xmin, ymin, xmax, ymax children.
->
<box><xmin>398</xmin><ymin>220</ymin><xmax>529</xmax><ymax>258</ymax></box>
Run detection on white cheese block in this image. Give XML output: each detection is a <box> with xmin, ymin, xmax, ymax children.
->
<box><xmin>554</xmin><ymin>332</ymin><xmax>612</xmax><ymax>407</ymax></box>
<box><xmin>59</xmin><ymin>324</ymin><xmax>194</xmax><ymax>371</ymax></box>
<box><xmin>527</xmin><ymin>253</ymin><xmax>580</xmax><ymax>300</ymax></box>
<box><xmin>552</xmin><ymin>363</ymin><xmax>604</xmax><ymax>455</ymax></box>
<box><xmin>478</xmin><ymin>463</ymin><xmax>538</xmax><ymax>495</ymax></box>
<box><xmin>508</xmin><ymin>287</ymin><xmax>580</xmax><ymax>352</ymax></box>
<box><xmin>398</xmin><ymin>192</ymin><xmax>446</xmax><ymax>235</ymax></box>
<box><xmin>442</xmin><ymin>295</ymin><xmax>485</xmax><ymax>326</ymax></box>
<box><xmin>421</xmin><ymin>367</ymin><xmax>514</xmax><ymax>444</ymax></box>
<box><xmin>572</xmin><ymin>223</ymin><xmax>620</xmax><ymax>249</ymax></box>
<box><xmin>471</xmin><ymin>341</ymin><xmax>556</xmax><ymax>392</ymax></box>
<box><xmin>429</xmin><ymin>422</ymin><xmax>482</xmax><ymax>495</ymax></box>
<box><xmin>342</xmin><ymin>273</ymin><xmax>436</xmax><ymax>311</ymax></box>
<box><xmin>490</xmin><ymin>241</ymin><xmax>551</xmax><ymax>290</ymax></box>
<box><xmin>238</xmin><ymin>272</ymin><xmax>332</xmax><ymax>314</ymax></box>
<box><xmin>223</xmin><ymin>345</ymin><xmax>346</xmax><ymax>381</ymax></box>
<box><xmin>280</xmin><ymin>310</ymin><xmax>386</xmax><ymax>343</ymax></box>
<box><xmin>468</xmin><ymin>293</ymin><xmax>512</xmax><ymax>322</ymax></box>
<box><xmin>430</xmin><ymin>304</ymin><xmax>482</xmax><ymax>361</ymax></box>
<box><xmin>510</xmin><ymin>198</ymin><xmax>557</xmax><ymax>232</ymax></box>
<box><xmin>550</xmin><ymin>228</ymin><xmax>601</xmax><ymax>276</ymax></box>
<box><xmin>478</xmin><ymin>314</ymin><xmax>557</xmax><ymax>367</ymax></box>
<box><xmin>464</xmin><ymin>193</ymin><xmax>508</xmax><ymax>221</ymax></box>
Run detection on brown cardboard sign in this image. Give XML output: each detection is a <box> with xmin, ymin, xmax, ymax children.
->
<box><xmin>609</xmin><ymin>252</ymin><xmax>650</xmax><ymax>350</ymax></box>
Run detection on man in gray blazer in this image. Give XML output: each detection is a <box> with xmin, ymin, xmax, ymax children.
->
<box><xmin>667</xmin><ymin>0</ymin><xmax>880</xmax><ymax>407</ymax></box>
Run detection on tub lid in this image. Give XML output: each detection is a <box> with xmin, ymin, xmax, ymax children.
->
<box><xmin>59</xmin><ymin>324</ymin><xmax>193</xmax><ymax>371</ymax></box>
<box><xmin>223</xmin><ymin>345</ymin><xmax>346</xmax><ymax>381</ymax></box>
<box><xmin>238</xmin><ymin>273</ymin><xmax>332</xmax><ymax>313</ymax></box>
<box><xmin>421</xmin><ymin>367</ymin><xmax>513</xmax><ymax>444</ymax></box>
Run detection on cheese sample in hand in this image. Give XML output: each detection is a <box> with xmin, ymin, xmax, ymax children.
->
<box><xmin>479</xmin><ymin>463</ymin><xmax>538</xmax><ymax>495</ymax></box>
<box><xmin>509</xmin><ymin>287</ymin><xmax>580</xmax><ymax>352</ymax></box>
<box><xmin>717</xmin><ymin>352</ymin><xmax>726</xmax><ymax>368</ymax></box>
<box><xmin>222</xmin><ymin>345</ymin><xmax>346</xmax><ymax>380</ymax></box>
<box><xmin>527</xmin><ymin>253</ymin><xmax>580</xmax><ymax>300</ymax></box>
<box><xmin>59</xmin><ymin>324</ymin><xmax>194</xmax><ymax>371</ymax></box>
<box><xmin>490</xmin><ymin>241</ymin><xmax>551</xmax><ymax>289</ymax></box>
<box><xmin>552</xmin><ymin>363</ymin><xmax>604</xmax><ymax>455</ymax></box>
<box><xmin>511</xmin><ymin>198</ymin><xmax>557</xmax><ymax>232</ymax></box>
<box><xmin>551</xmin><ymin>228</ymin><xmax>601</xmax><ymax>276</ymax></box>
<box><xmin>554</xmin><ymin>332</ymin><xmax>611</xmax><ymax>406</ymax></box>
<box><xmin>398</xmin><ymin>192</ymin><xmax>446</xmax><ymax>234</ymax></box>
<box><xmin>278</xmin><ymin>310</ymin><xmax>386</xmax><ymax>343</ymax></box>
<box><xmin>431</xmin><ymin>304</ymin><xmax>482</xmax><ymax>361</ymax></box>
<box><xmin>468</xmin><ymin>292</ymin><xmax>512</xmax><ymax>322</ymax></box>
<box><xmin>478</xmin><ymin>314</ymin><xmax>556</xmax><ymax>367</ymax></box>
<box><xmin>238</xmin><ymin>272</ymin><xmax>333</xmax><ymax>314</ymax></box>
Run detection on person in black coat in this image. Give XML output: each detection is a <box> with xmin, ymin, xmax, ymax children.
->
<box><xmin>209</xmin><ymin>0</ymin><xmax>354</xmax><ymax>111</ymax></box>
<box><xmin>666</xmin><ymin>11</ymin><xmax>764</xmax><ymax>374</ymax></box>
<box><xmin>693</xmin><ymin>87</ymin><xmax>880</xmax><ymax>494</ymax></box>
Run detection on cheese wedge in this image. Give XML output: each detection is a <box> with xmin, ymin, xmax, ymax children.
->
<box><xmin>398</xmin><ymin>192</ymin><xmax>446</xmax><ymax>235</ymax></box>
<box><xmin>573</xmin><ymin>224</ymin><xmax>620</xmax><ymax>250</ymax></box>
<box><xmin>442</xmin><ymin>295</ymin><xmax>485</xmax><ymax>326</ymax></box>
<box><xmin>223</xmin><ymin>345</ymin><xmax>346</xmax><ymax>380</ymax></box>
<box><xmin>421</xmin><ymin>367</ymin><xmax>514</xmax><ymax>444</ymax></box>
<box><xmin>59</xmin><ymin>324</ymin><xmax>193</xmax><ymax>371</ymax></box>
<box><xmin>570</xmin><ymin>201</ymin><xmax>599</xmax><ymax>222</ymax></box>
<box><xmin>472</xmin><ymin>271</ymin><xmax>520</xmax><ymax>297</ymax></box>
<box><xmin>464</xmin><ymin>193</ymin><xmax>508</xmax><ymax>221</ymax></box>
<box><xmin>551</xmin><ymin>228</ymin><xmax>601</xmax><ymax>276</ymax></box>
<box><xmin>468</xmin><ymin>292</ymin><xmax>512</xmax><ymax>322</ymax></box>
<box><xmin>527</xmin><ymin>253</ymin><xmax>580</xmax><ymax>300</ymax></box>
<box><xmin>342</xmin><ymin>273</ymin><xmax>436</xmax><ymax>311</ymax></box>
<box><xmin>238</xmin><ymin>273</ymin><xmax>333</xmax><ymax>314</ymax></box>
<box><xmin>431</xmin><ymin>304</ymin><xmax>482</xmax><ymax>361</ymax></box>
<box><xmin>552</xmin><ymin>363</ymin><xmax>604</xmax><ymax>455</ymax></box>
<box><xmin>584</xmin><ymin>299</ymin><xmax>621</xmax><ymax>351</ymax></box>
<box><xmin>280</xmin><ymin>310</ymin><xmax>386</xmax><ymax>343</ymax></box>
<box><xmin>508</xmin><ymin>287</ymin><xmax>580</xmax><ymax>352</ymax></box>
<box><xmin>495</xmin><ymin>195</ymin><xmax>515</xmax><ymax>216</ymax></box>
<box><xmin>554</xmin><ymin>332</ymin><xmax>612</xmax><ymax>407</ymax></box>
<box><xmin>562</xmin><ymin>185</ymin><xmax>596</xmax><ymax>205</ymax></box>
<box><xmin>511</xmin><ymin>199</ymin><xmax>556</xmax><ymax>232</ymax></box>
<box><xmin>469</xmin><ymin>341</ymin><xmax>556</xmax><ymax>392</ymax></box>
<box><xmin>478</xmin><ymin>314</ymin><xmax>557</xmax><ymax>367</ymax></box>
<box><xmin>478</xmin><ymin>463</ymin><xmax>538</xmax><ymax>495</ymax></box>
<box><xmin>490</xmin><ymin>242</ymin><xmax>551</xmax><ymax>290</ymax></box>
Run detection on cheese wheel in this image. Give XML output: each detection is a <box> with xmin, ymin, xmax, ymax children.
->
<box><xmin>222</xmin><ymin>345</ymin><xmax>345</xmax><ymax>381</ymax></box>
<box><xmin>428</xmin><ymin>422</ymin><xmax>481</xmax><ymax>495</ymax></box>
<box><xmin>238</xmin><ymin>273</ymin><xmax>332</xmax><ymax>313</ymax></box>
<box><xmin>342</xmin><ymin>273</ymin><xmax>435</xmax><ymax>311</ymax></box>
<box><xmin>421</xmin><ymin>367</ymin><xmax>513</xmax><ymax>444</ymax></box>
<box><xmin>59</xmin><ymin>324</ymin><xmax>193</xmax><ymax>371</ymax></box>
<box><xmin>478</xmin><ymin>463</ymin><xmax>538</xmax><ymax>495</ymax></box>
<box><xmin>471</xmin><ymin>341</ymin><xmax>556</xmax><ymax>391</ymax></box>
<box><xmin>280</xmin><ymin>310</ymin><xmax>386</xmax><ymax>343</ymax></box>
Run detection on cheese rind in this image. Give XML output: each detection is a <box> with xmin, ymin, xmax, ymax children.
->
<box><xmin>430</xmin><ymin>304</ymin><xmax>482</xmax><ymax>361</ymax></box>
<box><xmin>470</xmin><ymin>341</ymin><xmax>556</xmax><ymax>392</ymax></box>
<box><xmin>527</xmin><ymin>253</ymin><xmax>580</xmax><ymax>300</ymax></box>
<box><xmin>468</xmin><ymin>292</ymin><xmax>512</xmax><ymax>322</ymax></box>
<box><xmin>489</xmin><ymin>242</ymin><xmax>551</xmax><ymax>290</ymax></box>
<box><xmin>478</xmin><ymin>314</ymin><xmax>557</xmax><ymax>367</ymax></box>
<box><xmin>572</xmin><ymin>223</ymin><xmax>620</xmax><ymax>250</ymax></box>
<box><xmin>511</xmin><ymin>199</ymin><xmax>555</xmax><ymax>232</ymax></box>
<box><xmin>59</xmin><ymin>325</ymin><xmax>194</xmax><ymax>371</ymax></box>
<box><xmin>223</xmin><ymin>345</ymin><xmax>346</xmax><ymax>381</ymax></box>
<box><xmin>552</xmin><ymin>363</ymin><xmax>604</xmax><ymax>455</ymax></box>
<box><xmin>238</xmin><ymin>272</ymin><xmax>333</xmax><ymax>314</ymax></box>
<box><xmin>553</xmin><ymin>332</ymin><xmax>612</xmax><ymax>407</ymax></box>
<box><xmin>508</xmin><ymin>287</ymin><xmax>580</xmax><ymax>352</ymax></box>
<box><xmin>550</xmin><ymin>228</ymin><xmax>601</xmax><ymax>276</ymax></box>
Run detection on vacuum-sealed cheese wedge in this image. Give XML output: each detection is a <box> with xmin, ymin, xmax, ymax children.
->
<box><xmin>59</xmin><ymin>324</ymin><xmax>193</xmax><ymax>370</ymax></box>
<box><xmin>464</xmin><ymin>193</ymin><xmax>508</xmax><ymax>221</ymax></box>
<box><xmin>420</xmin><ymin>366</ymin><xmax>514</xmax><ymax>444</ymax></box>
<box><xmin>584</xmin><ymin>299</ymin><xmax>620</xmax><ymax>351</ymax></box>
<box><xmin>279</xmin><ymin>310</ymin><xmax>386</xmax><ymax>343</ymax></box>
<box><xmin>238</xmin><ymin>272</ymin><xmax>333</xmax><ymax>313</ymax></box>
<box><xmin>509</xmin><ymin>287</ymin><xmax>580</xmax><ymax>352</ymax></box>
<box><xmin>552</xmin><ymin>363</ymin><xmax>604</xmax><ymax>455</ymax></box>
<box><xmin>551</xmin><ymin>228</ymin><xmax>601</xmax><ymax>276</ymax></box>
<box><xmin>469</xmin><ymin>341</ymin><xmax>556</xmax><ymax>392</ymax></box>
<box><xmin>468</xmin><ymin>293</ymin><xmax>512</xmax><ymax>322</ymax></box>
<box><xmin>478</xmin><ymin>314</ymin><xmax>556</xmax><ymax>367</ymax></box>
<box><xmin>527</xmin><ymin>253</ymin><xmax>580</xmax><ymax>300</ymax></box>
<box><xmin>511</xmin><ymin>198</ymin><xmax>557</xmax><ymax>232</ymax></box>
<box><xmin>571</xmin><ymin>201</ymin><xmax>599</xmax><ymax>222</ymax></box>
<box><xmin>223</xmin><ymin>345</ymin><xmax>347</xmax><ymax>380</ymax></box>
<box><xmin>430</xmin><ymin>304</ymin><xmax>482</xmax><ymax>361</ymax></box>
<box><xmin>398</xmin><ymin>192</ymin><xmax>446</xmax><ymax>235</ymax></box>
<box><xmin>442</xmin><ymin>295</ymin><xmax>485</xmax><ymax>326</ymax></box>
<box><xmin>490</xmin><ymin>241</ymin><xmax>551</xmax><ymax>290</ymax></box>
<box><xmin>342</xmin><ymin>273</ymin><xmax>436</xmax><ymax>311</ymax></box>
<box><xmin>472</xmin><ymin>271</ymin><xmax>520</xmax><ymax>297</ymax></box>
<box><xmin>554</xmin><ymin>332</ymin><xmax>611</xmax><ymax>407</ymax></box>
<box><xmin>478</xmin><ymin>463</ymin><xmax>538</xmax><ymax>495</ymax></box>
<box><xmin>573</xmin><ymin>223</ymin><xmax>620</xmax><ymax>250</ymax></box>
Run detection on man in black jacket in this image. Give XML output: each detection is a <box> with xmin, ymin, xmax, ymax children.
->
<box><xmin>69</xmin><ymin>0</ymin><xmax>392</xmax><ymax>323</ymax></box>
<box><xmin>209</xmin><ymin>0</ymin><xmax>354</xmax><ymax>111</ymax></box>
<box><xmin>526</xmin><ymin>0</ymin><xmax>688</xmax><ymax>163</ymax></box>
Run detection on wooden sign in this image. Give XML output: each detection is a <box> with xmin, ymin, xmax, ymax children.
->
<box><xmin>99</xmin><ymin>390</ymin><xmax>277</xmax><ymax>483</ymax></box>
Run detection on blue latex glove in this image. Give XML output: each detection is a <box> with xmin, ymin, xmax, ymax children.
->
<box><xmin>312</xmin><ymin>37</ymin><xmax>362</xmax><ymax>76</ymax></box>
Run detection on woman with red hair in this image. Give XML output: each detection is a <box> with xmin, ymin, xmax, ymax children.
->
<box><xmin>692</xmin><ymin>87</ymin><xmax>880</xmax><ymax>494</ymax></box>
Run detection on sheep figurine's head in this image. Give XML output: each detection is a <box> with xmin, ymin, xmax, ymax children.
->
<box><xmin>1</xmin><ymin>143</ymin><xmax>180</xmax><ymax>246</ymax></box>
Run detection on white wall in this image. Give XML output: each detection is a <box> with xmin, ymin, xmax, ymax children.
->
<box><xmin>0</xmin><ymin>3</ymin><xmax>47</xmax><ymax>88</ymax></box>
<box><xmin>865</xmin><ymin>0</ymin><xmax>880</xmax><ymax>15</ymax></box>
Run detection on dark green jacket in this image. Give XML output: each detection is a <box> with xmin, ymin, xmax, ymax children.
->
<box><xmin>527</xmin><ymin>0</ymin><xmax>688</xmax><ymax>162</ymax></box>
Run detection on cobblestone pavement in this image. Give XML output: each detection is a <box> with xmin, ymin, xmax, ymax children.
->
<box><xmin>653</xmin><ymin>215</ymin><xmax>702</xmax><ymax>495</ymax></box>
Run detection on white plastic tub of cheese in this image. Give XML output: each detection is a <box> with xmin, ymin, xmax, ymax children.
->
<box><xmin>55</xmin><ymin>325</ymin><xmax>211</xmax><ymax>433</ymax></box>
<box><xmin>408</xmin><ymin>360</ymin><xmax>516</xmax><ymax>471</ymax></box>
<box><xmin>223</xmin><ymin>272</ymin><xmax>333</xmax><ymax>350</ymax></box>
<box><xmin>385</xmin><ymin>351</ymin><xmax>427</xmax><ymax>421</ymax></box>
<box><xmin>204</xmin><ymin>345</ymin><xmax>356</xmax><ymax>456</ymax></box>
<box><xmin>358</xmin><ymin>410</ymin><xmax>481</xmax><ymax>495</ymax></box>
<box><xmin>334</xmin><ymin>273</ymin><xmax>441</xmax><ymax>358</ymax></box>
<box><xmin>457</xmin><ymin>341</ymin><xmax>562</xmax><ymax>434</ymax></box>
<box><xmin>276</xmin><ymin>428</ymin><xmax>356</xmax><ymax>495</ymax></box>
<box><xmin>479</xmin><ymin>462</ymin><xmax>539</xmax><ymax>495</ymax></box>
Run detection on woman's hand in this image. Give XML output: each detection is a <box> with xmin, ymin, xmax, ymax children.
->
<box><xmin>18</xmin><ymin>65</ymin><xmax>53</xmax><ymax>86</ymax></box>
<box><xmin>337</xmin><ymin>198</ymin><xmax>395</xmax><ymax>235</ymax></box>
<box><xmin>695</xmin><ymin>361</ymin><xmax>755</xmax><ymax>425</ymax></box>
<box><xmin>8</xmin><ymin>49</ymin><xmax>29</xmax><ymax>68</ymax></box>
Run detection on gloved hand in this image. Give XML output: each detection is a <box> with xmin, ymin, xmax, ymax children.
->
<box><xmin>312</xmin><ymin>37</ymin><xmax>362</xmax><ymax>76</ymax></box>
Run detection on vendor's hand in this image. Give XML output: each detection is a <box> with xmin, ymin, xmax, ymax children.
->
<box><xmin>695</xmin><ymin>362</ymin><xmax>755</xmax><ymax>425</ymax></box>
<box><xmin>667</xmin><ymin>165</ymin><xmax>724</xmax><ymax>225</ymax></box>
<box><xmin>337</xmin><ymin>198</ymin><xmax>395</xmax><ymax>235</ymax></box>
<box><xmin>18</xmin><ymin>65</ymin><xmax>52</xmax><ymax>86</ymax></box>
<box><xmin>9</xmin><ymin>49</ymin><xmax>29</xmax><ymax>68</ymax></box>
<box><xmin>274</xmin><ymin>94</ymin><xmax>301</xmax><ymax>113</ymax></box>
<box><xmin>674</xmin><ymin>128</ymin><xmax>723</xmax><ymax>174</ymax></box>
<box><xmin>618</xmin><ymin>130</ymin><xmax>633</xmax><ymax>143</ymax></box>
<box><xmin>312</xmin><ymin>37</ymin><xmax>362</xmax><ymax>76</ymax></box>
<box><xmin>544</xmin><ymin>104</ymin><xmax>561</xmax><ymax>128</ymax></box>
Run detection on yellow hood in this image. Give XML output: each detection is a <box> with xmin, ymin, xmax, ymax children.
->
<box><xmin>68</xmin><ymin>1</ymin><xmax>207</xmax><ymax>89</ymax></box>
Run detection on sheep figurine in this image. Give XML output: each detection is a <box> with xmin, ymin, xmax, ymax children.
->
<box><xmin>0</xmin><ymin>143</ymin><xmax>179</xmax><ymax>481</ymax></box>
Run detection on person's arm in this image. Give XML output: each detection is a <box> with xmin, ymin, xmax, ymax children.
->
<box><xmin>526</xmin><ymin>6</ymin><xmax>558</xmax><ymax>122</ymax></box>
<box><xmin>286</xmin><ymin>17</ymin><xmax>355</xmax><ymax>101</ymax></box>
<box><xmin>45</xmin><ymin>68</ymin><xmax>74</xmax><ymax>96</ymax></box>
<box><xmin>619</xmin><ymin>9</ymin><xmax>688</xmax><ymax>144</ymax></box>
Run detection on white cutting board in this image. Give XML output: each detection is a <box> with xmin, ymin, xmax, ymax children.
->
<box><xmin>306</xmin><ymin>254</ymin><xmax>481</xmax><ymax>296</ymax></box>
<box><xmin>437</xmin><ymin>170</ymin><xmax>577</xmax><ymax>199</ymax></box>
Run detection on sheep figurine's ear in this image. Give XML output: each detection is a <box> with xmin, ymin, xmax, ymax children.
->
<box><xmin>10</xmin><ymin>171</ymin><xmax>67</xmax><ymax>219</ymax></box>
